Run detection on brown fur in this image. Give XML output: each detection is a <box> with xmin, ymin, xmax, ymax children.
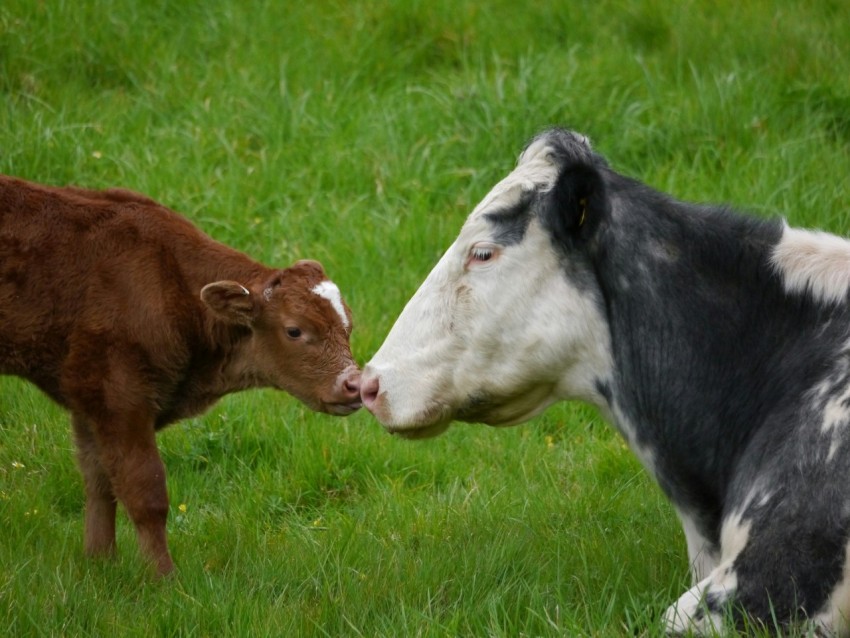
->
<box><xmin>0</xmin><ymin>175</ymin><xmax>361</xmax><ymax>575</ymax></box>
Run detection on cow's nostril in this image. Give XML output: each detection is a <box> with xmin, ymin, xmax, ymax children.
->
<box><xmin>361</xmin><ymin>375</ymin><xmax>379</xmax><ymax>408</ymax></box>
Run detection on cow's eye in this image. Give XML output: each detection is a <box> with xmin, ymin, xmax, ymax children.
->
<box><xmin>286</xmin><ymin>327</ymin><xmax>302</xmax><ymax>339</ymax></box>
<box><xmin>472</xmin><ymin>247</ymin><xmax>493</xmax><ymax>261</ymax></box>
<box><xmin>466</xmin><ymin>243</ymin><xmax>501</xmax><ymax>268</ymax></box>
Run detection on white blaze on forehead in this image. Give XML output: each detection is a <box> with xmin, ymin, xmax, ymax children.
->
<box><xmin>311</xmin><ymin>280</ymin><xmax>349</xmax><ymax>329</ymax></box>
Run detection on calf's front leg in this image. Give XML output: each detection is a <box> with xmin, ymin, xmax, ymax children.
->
<box><xmin>92</xmin><ymin>413</ymin><xmax>174</xmax><ymax>576</ymax></box>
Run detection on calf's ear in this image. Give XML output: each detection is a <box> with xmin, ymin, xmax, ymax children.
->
<box><xmin>201</xmin><ymin>281</ymin><xmax>256</xmax><ymax>326</ymax></box>
<box><xmin>292</xmin><ymin>259</ymin><xmax>326</xmax><ymax>277</ymax></box>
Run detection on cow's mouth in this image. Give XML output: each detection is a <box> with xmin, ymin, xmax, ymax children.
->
<box><xmin>376</xmin><ymin>399</ymin><xmax>454</xmax><ymax>438</ymax></box>
<box><xmin>387</xmin><ymin>421</ymin><xmax>451</xmax><ymax>439</ymax></box>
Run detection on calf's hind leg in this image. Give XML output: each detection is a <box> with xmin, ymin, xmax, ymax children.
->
<box><xmin>72</xmin><ymin>414</ymin><xmax>117</xmax><ymax>558</ymax></box>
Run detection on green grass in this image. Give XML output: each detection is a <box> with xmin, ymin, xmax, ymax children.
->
<box><xmin>1</xmin><ymin>0</ymin><xmax>849</xmax><ymax>635</ymax></box>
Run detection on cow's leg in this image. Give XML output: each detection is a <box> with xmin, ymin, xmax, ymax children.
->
<box><xmin>72</xmin><ymin>414</ymin><xmax>117</xmax><ymax>558</ymax></box>
<box><xmin>662</xmin><ymin>564</ymin><xmax>736</xmax><ymax>635</ymax></box>
<box><xmin>92</xmin><ymin>413</ymin><xmax>174</xmax><ymax>576</ymax></box>
<box><xmin>812</xmin><ymin>539</ymin><xmax>850</xmax><ymax>635</ymax></box>
<box><xmin>675</xmin><ymin>507</ymin><xmax>719</xmax><ymax>583</ymax></box>
<box><xmin>663</xmin><ymin>508</ymin><xmax>753</xmax><ymax>635</ymax></box>
<box><xmin>662</xmin><ymin>547</ymin><xmax>848</xmax><ymax>636</ymax></box>
<box><xmin>664</xmin><ymin>497</ymin><xmax>850</xmax><ymax>636</ymax></box>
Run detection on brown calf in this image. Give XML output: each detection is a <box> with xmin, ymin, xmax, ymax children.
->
<box><xmin>0</xmin><ymin>175</ymin><xmax>361</xmax><ymax>575</ymax></box>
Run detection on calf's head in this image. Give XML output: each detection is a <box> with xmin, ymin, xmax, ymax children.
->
<box><xmin>201</xmin><ymin>259</ymin><xmax>361</xmax><ymax>415</ymax></box>
<box><xmin>361</xmin><ymin>129</ymin><xmax>613</xmax><ymax>437</ymax></box>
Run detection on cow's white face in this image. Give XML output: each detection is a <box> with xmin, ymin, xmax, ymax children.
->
<box><xmin>361</xmin><ymin>135</ymin><xmax>613</xmax><ymax>437</ymax></box>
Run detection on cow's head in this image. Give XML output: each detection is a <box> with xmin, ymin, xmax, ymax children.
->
<box><xmin>201</xmin><ymin>259</ymin><xmax>361</xmax><ymax>415</ymax></box>
<box><xmin>361</xmin><ymin>129</ymin><xmax>614</xmax><ymax>437</ymax></box>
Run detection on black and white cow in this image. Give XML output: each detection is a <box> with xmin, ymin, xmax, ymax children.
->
<box><xmin>360</xmin><ymin>128</ymin><xmax>850</xmax><ymax>634</ymax></box>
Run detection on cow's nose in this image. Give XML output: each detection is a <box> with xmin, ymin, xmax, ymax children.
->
<box><xmin>360</xmin><ymin>374</ymin><xmax>379</xmax><ymax>410</ymax></box>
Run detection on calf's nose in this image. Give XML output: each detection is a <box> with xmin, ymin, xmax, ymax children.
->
<box><xmin>341</xmin><ymin>368</ymin><xmax>361</xmax><ymax>400</ymax></box>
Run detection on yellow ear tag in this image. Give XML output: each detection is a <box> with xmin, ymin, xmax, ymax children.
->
<box><xmin>578</xmin><ymin>198</ymin><xmax>587</xmax><ymax>227</ymax></box>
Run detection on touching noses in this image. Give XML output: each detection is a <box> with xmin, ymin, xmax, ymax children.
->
<box><xmin>325</xmin><ymin>365</ymin><xmax>363</xmax><ymax>416</ymax></box>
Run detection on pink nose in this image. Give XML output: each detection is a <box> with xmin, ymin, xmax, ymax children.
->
<box><xmin>341</xmin><ymin>368</ymin><xmax>361</xmax><ymax>400</ymax></box>
<box><xmin>360</xmin><ymin>374</ymin><xmax>379</xmax><ymax>410</ymax></box>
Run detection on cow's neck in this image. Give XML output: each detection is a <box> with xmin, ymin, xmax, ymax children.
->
<box><xmin>593</xmin><ymin>197</ymin><xmax>833</xmax><ymax>540</ymax></box>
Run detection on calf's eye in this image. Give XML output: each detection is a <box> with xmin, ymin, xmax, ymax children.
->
<box><xmin>286</xmin><ymin>327</ymin><xmax>302</xmax><ymax>339</ymax></box>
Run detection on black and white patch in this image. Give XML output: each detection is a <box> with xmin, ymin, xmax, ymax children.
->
<box><xmin>545</xmin><ymin>129</ymin><xmax>850</xmax><ymax>633</ymax></box>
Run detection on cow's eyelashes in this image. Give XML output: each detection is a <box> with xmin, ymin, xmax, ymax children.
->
<box><xmin>466</xmin><ymin>243</ymin><xmax>501</xmax><ymax>269</ymax></box>
<box><xmin>472</xmin><ymin>247</ymin><xmax>494</xmax><ymax>261</ymax></box>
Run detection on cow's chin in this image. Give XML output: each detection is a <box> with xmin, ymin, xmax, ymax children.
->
<box><xmin>376</xmin><ymin>397</ymin><xmax>454</xmax><ymax>438</ymax></box>
<box><xmin>458</xmin><ymin>404</ymin><xmax>545</xmax><ymax>428</ymax></box>
<box><xmin>453</xmin><ymin>384</ymin><xmax>556</xmax><ymax>427</ymax></box>
<box><xmin>380</xmin><ymin>388</ymin><xmax>553</xmax><ymax>438</ymax></box>
<box><xmin>389</xmin><ymin>421</ymin><xmax>452</xmax><ymax>440</ymax></box>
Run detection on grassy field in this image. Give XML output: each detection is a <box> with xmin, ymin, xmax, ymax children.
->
<box><xmin>2</xmin><ymin>0</ymin><xmax>849</xmax><ymax>635</ymax></box>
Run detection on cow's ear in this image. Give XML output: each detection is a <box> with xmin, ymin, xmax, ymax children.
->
<box><xmin>201</xmin><ymin>281</ymin><xmax>256</xmax><ymax>326</ymax></box>
<box><xmin>544</xmin><ymin>163</ymin><xmax>606</xmax><ymax>242</ymax></box>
